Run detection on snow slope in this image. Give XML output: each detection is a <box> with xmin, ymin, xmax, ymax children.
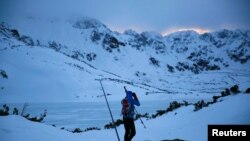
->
<box><xmin>1</xmin><ymin>94</ymin><xmax>250</xmax><ymax>141</ymax></box>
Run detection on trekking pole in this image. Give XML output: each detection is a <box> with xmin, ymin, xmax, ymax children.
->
<box><xmin>98</xmin><ymin>80</ymin><xmax>120</xmax><ymax>141</ymax></box>
<box><xmin>124</xmin><ymin>86</ymin><xmax>127</xmax><ymax>92</ymax></box>
<box><xmin>134</xmin><ymin>108</ymin><xmax>146</xmax><ymax>128</ymax></box>
<box><xmin>123</xmin><ymin>86</ymin><xmax>146</xmax><ymax>129</ymax></box>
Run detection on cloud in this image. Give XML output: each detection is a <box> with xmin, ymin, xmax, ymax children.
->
<box><xmin>1</xmin><ymin>0</ymin><xmax>249</xmax><ymax>33</ymax></box>
<box><xmin>162</xmin><ymin>27</ymin><xmax>212</xmax><ymax>36</ymax></box>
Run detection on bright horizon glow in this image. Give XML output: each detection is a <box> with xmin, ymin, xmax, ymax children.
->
<box><xmin>162</xmin><ymin>27</ymin><xmax>212</xmax><ymax>36</ymax></box>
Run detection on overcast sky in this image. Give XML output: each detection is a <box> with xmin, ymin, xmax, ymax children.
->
<box><xmin>0</xmin><ymin>0</ymin><xmax>250</xmax><ymax>34</ymax></box>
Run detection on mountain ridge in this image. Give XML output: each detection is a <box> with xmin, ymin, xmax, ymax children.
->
<box><xmin>0</xmin><ymin>17</ymin><xmax>249</xmax><ymax>102</ymax></box>
<box><xmin>1</xmin><ymin>18</ymin><xmax>249</xmax><ymax>72</ymax></box>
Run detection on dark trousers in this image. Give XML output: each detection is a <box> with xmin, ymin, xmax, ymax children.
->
<box><xmin>123</xmin><ymin>117</ymin><xmax>136</xmax><ymax>141</ymax></box>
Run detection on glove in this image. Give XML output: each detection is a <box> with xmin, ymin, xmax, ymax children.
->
<box><xmin>132</xmin><ymin>93</ymin><xmax>138</xmax><ymax>100</ymax></box>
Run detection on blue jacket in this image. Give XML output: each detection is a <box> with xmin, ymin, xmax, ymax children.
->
<box><xmin>123</xmin><ymin>91</ymin><xmax>140</xmax><ymax>119</ymax></box>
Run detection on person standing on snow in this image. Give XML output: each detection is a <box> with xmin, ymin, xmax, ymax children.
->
<box><xmin>121</xmin><ymin>87</ymin><xmax>140</xmax><ymax>141</ymax></box>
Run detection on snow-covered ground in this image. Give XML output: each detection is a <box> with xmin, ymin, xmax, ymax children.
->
<box><xmin>1</xmin><ymin>45</ymin><xmax>249</xmax><ymax>103</ymax></box>
<box><xmin>1</xmin><ymin>94</ymin><xmax>250</xmax><ymax>141</ymax></box>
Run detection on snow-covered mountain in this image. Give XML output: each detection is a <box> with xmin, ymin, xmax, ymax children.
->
<box><xmin>0</xmin><ymin>17</ymin><xmax>250</xmax><ymax>103</ymax></box>
<box><xmin>0</xmin><ymin>16</ymin><xmax>250</xmax><ymax>141</ymax></box>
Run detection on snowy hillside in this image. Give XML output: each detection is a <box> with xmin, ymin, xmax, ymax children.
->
<box><xmin>0</xmin><ymin>17</ymin><xmax>250</xmax><ymax>102</ymax></box>
<box><xmin>1</xmin><ymin>94</ymin><xmax>250</xmax><ymax>141</ymax></box>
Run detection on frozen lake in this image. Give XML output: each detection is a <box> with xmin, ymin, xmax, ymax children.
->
<box><xmin>3</xmin><ymin>98</ymin><xmax>202</xmax><ymax>130</ymax></box>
